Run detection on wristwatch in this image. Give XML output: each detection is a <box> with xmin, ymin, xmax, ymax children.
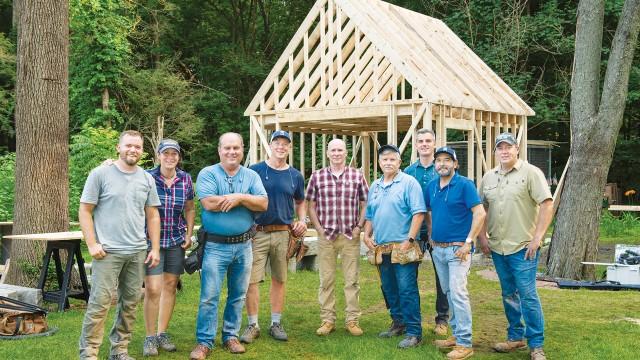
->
<box><xmin>408</xmin><ymin>237</ymin><xmax>415</xmax><ymax>243</ymax></box>
<box><xmin>465</xmin><ymin>237</ymin><xmax>473</xmax><ymax>244</ymax></box>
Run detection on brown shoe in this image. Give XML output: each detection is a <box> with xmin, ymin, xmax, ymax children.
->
<box><xmin>223</xmin><ymin>338</ymin><xmax>246</xmax><ymax>354</ymax></box>
<box><xmin>434</xmin><ymin>323</ymin><xmax>448</xmax><ymax>336</ymax></box>
<box><xmin>530</xmin><ymin>347</ymin><xmax>546</xmax><ymax>360</ymax></box>
<box><xmin>492</xmin><ymin>339</ymin><xmax>527</xmax><ymax>353</ymax></box>
<box><xmin>435</xmin><ymin>336</ymin><xmax>457</xmax><ymax>349</ymax></box>
<box><xmin>189</xmin><ymin>344</ymin><xmax>210</xmax><ymax>360</ymax></box>
<box><xmin>316</xmin><ymin>321</ymin><xmax>335</xmax><ymax>336</ymax></box>
<box><xmin>447</xmin><ymin>346</ymin><xmax>474</xmax><ymax>359</ymax></box>
<box><xmin>345</xmin><ymin>321</ymin><xmax>363</xmax><ymax>336</ymax></box>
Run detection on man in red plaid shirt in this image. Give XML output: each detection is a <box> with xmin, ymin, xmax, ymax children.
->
<box><xmin>306</xmin><ymin>138</ymin><xmax>369</xmax><ymax>337</ymax></box>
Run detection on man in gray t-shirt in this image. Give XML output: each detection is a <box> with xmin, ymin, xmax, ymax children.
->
<box><xmin>78</xmin><ymin>130</ymin><xmax>161</xmax><ymax>360</ymax></box>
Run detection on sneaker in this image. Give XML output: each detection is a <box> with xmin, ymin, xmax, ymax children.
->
<box><xmin>142</xmin><ymin>336</ymin><xmax>158</xmax><ymax>357</ymax></box>
<box><xmin>434</xmin><ymin>323</ymin><xmax>448</xmax><ymax>336</ymax></box>
<box><xmin>530</xmin><ymin>347</ymin><xmax>546</xmax><ymax>360</ymax></box>
<box><xmin>316</xmin><ymin>321</ymin><xmax>335</xmax><ymax>336</ymax></box>
<box><xmin>189</xmin><ymin>344</ymin><xmax>211</xmax><ymax>360</ymax></box>
<box><xmin>447</xmin><ymin>346</ymin><xmax>474</xmax><ymax>359</ymax></box>
<box><xmin>223</xmin><ymin>338</ymin><xmax>246</xmax><ymax>354</ymax></box>
<box><xmin>398</xmin><ymin>336</ymin><xmax>421</xmax><ymax>349</ymax></box>
<box><xmin>240</xmin><ymin>323</ymin><xmax>261</xmax><ymax>344</ymax></box>
<box><xmin>492</xmin><ymin>339</ymin><xmax>527</xmax><ymax>353</ymax></box>
<box><xmin>378</xmin><ymin>320</ymin><xmax>406</xmax><ymax>338</ymax></box>
<box><xmin>435</xmin><ymin>336</ymin><xmax>457</xmax><ymax>349</ymax></box>
<box><xmin>156</xmin><ymin>332</ymin><xmax>177</xmax><ymax>352</ymax></box>
<box><xmin>109</xmin><ymin>353</ymin><xmax>136</xmax><ymax>360</ymax></box>
<box><xmin>345</xmin><ymin>321</ymin><xmax>363</xmax><ymax>336</ymax></box>
<box><xmin>269</xmin><ymin>322</ymin><xmax>288</xmax><ymax>341</ymax></box>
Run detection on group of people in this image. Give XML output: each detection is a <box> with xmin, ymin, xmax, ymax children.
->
<box><xmin>77</xmin><ymin>128</ymin><xmax>553</xmax><ymax>360</ymax></box>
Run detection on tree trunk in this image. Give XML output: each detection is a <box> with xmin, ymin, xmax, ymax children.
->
<box><xmin>6</xmin><ymin>0</ymin><xmax>70</xmax><ymax>286</ymax></box>
<box><xmin>547</xmin><ymin>0</ymin><xmax>640</xmax><ymax>279</ymax></box>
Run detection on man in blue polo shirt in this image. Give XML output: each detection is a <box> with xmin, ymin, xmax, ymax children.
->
<box><xmin>363</xmin><ymin>144</ymin><xmax>426</xmax><ymax>349</ymax></box>
<box><xmin>404</xmin><ymin>128</ymin><xmax>449</xmax><ymax>337</ymax></box>
<box><xmin>425</xmin><ymin>146</ymin><xmax>485</xmax><ymax>360</ymax></box>
<box><xmin>189</xmin><ymin>132</ymin><xmax>268</xmax><ymax>360</ymax></box>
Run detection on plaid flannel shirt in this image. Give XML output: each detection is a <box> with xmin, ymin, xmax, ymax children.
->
<box><xmin>306</xmin><ymin>166</ymin><xmax>368</xmax><ymax>240</ymax></box>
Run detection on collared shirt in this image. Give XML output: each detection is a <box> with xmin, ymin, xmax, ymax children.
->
<box><xmin>365</xmin><ymin>172</ymin><xmax>426</xmax><ymax>245</ymax></box>
<box><xmin>405</xmin><ymin>159</ymin><xmax>438</xmax><ymax>240</ymax></box>
<box><xmin>306</xmin><ymin>166</ymin><xmax>369</xmax><ymax>240</ymax></box>
<box><xmin>425</xmin><ymin>173</ymin><xmax>482</xmax><ymax>243</ymax></box>
<box><xmin>147</xmin><ymin>167</ymin><xmax>194</xmax><ymax>248</ymax></box>
<box><xmin>196</xmin><ymin>164</ymin><xmax>267</xmax><ymax>236</ymax></box>
<box><xmin>480</xmin><ymin>159</ymin><xmax>552</xmax><ymax>255</ymax></box>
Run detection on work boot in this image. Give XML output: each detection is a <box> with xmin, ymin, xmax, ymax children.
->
<box><xmin>492</xmin><ymin>339</ymin><xmax>527</xmax><ymax>353</ymax></box>
<box><xmin>447</xmin><ymin>346</ymin><xmax>474</xmax><ymax>359</ymax></box>
<box><xmin>345</xmin><ymin>321</ymin><xmax>363</xmax><ymax>336</ymax></box>
<box><xmin>142</xmin><ymin>336</ymin><xmax>158</xmax><ymax>357</ymax></box>
<box><xmin>269</xmin><ymin>322</ymin><xmax>288</xmax><ymax>341</ymax></box>
<box><xmin>435</xmin><ymin>336</ymin><xmax>457</xmax><ymax>349</ymax></box>
<box><xmin>434</xmin><ymin>323</ymin><xmax>448</xmax><ymax>336</ymax></box>
<box><xmin>109</xmin><ymin>353</ymin><xmax>136</xmax><ymax>360</ymax></box>
<box><xmin>223</xmin><ymin>338</ymin><xmax>246</xmax><ymax>354</ymax></box>
<box><xmin>316</xmin><ymin>321</ymin><xmax>335</xmax><ymax>336</ymax></box>
<box><xmin>189</xmin><ymin>344</ymin><xmax>210</xmax><ymax>360</ymax></box>
<box><xmin>156</xmin><ymin>332</ymin><xmax>177</xmax><ymax>352</ymax></box>
<box><xmin>378</xmin><ymin>320</ymin><xmax>406</xmax><ymax>338</ymax></box>
<box><xmin>240</xmin><ymin>323</ymin><xmax>261</xmax><ymax>344</ymax></box>
<box><xmin>530</xmin><ymin>347</ymin><xmax>547</xmax><ymax>360</ymax></box>
<box><xmin>398</xmin><ymin>336</ymin><xmax>421</xmax><ymax>349</ymax></box>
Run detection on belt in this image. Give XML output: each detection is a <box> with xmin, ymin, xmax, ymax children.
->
<box><xmin>429</xmin><ymin>240</ymin><xmax>466</xmax><ymax>248</ymax></box>
<box><xmin>255</xmin><ymin>224</ymin><xmax>290</xmax><ymax>232</ymax></box>
<box><xmin>205</xmin><ymin>229</ymin><xmax>256</xmax><ymax>244</ymax></box>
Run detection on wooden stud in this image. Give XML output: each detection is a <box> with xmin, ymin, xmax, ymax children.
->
<box><xmin>249</xmin><ymin>115</ymin><xmax>258</xmax><ymax>164</ymax></box>
<box><xmin>300</xmin><ymin>132</ymin><xmax>305</xmax><ymax>177</ymax></box>
<box><xmin>311</xmin><ymin>133</ymin><xmax>317</xmax><ymax>171</ymax></box>
<box><xmin>322</xmin><ymin>134</ymin><xmax>327</xmax><ymax>168</ymax></box>
<box><xmin>362</xmin><ymin>133</ymin><xmax>371</xmax><ymax>183</ymax></box>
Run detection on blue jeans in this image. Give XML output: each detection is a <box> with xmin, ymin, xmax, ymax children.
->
<box><xmin>431</xmin><ymin>246</ymin><xmax>472</xmax><ymax>348</ymax></box>
<box><xmin>378</xmin><ymin>254</ymin><xmax>422</xmax><ymax>338</ymax></box>
<box><xmin>195</xmin><ymin>241</ymin><xmax>252</xmax><ymax>348</ymax></box>
<box><xmin>492</xmin><ymin>249</ymin><xmax>544</xmax><ymax>348</ymax></box>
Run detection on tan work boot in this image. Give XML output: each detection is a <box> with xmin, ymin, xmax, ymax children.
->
<box><xmin>434</xmin><ymin>323</ymin><xmax>448</xmax><ymax>336</ymax></box>
<box><xmin>345</xmin><ymin>321</ymin><xmax>363</xmax><ymax>336</ymax></box>
<box><xmin>189</xmin><ymin>344</ymin><xmax>210</xmax><ymax>360</ymax></box>
<box><xmin>435</xmin><ymin>336</ymin><xmax>457</xmax><ymax>349</ymax></box>
<box><xmin>223</xmin><ymin>338</ymin><xmax>246</xmax><ymax>354</ymax></box>
<box><xmin>492</xmin><ymin>339</ymin><xmax>527</xmax><ymax>353</ymax></box>
<box><xmin>316</xmin><ymin>321</ymin><xmax>335</xmax><ymax>336</ymax></box>
<box><xmin>447</xmin><ymin>345</ymin><xmax>474</xmax><ymax>359</ymax></box>
<box><xmin>530</xmin><ymin>347</ymin><xmax>546</xmax><ymax>360</ymax></box>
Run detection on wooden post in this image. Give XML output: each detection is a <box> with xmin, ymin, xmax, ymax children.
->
<box><xmin>289</xmin><ymin>131</ymin><xmax>294</xmax><ymax>166</ymax></box>
<box><xmin>311</xmin><ymin>133</ymin><xmax>317</xmax><ymax>171</ymax></box>
<box><xmin>322</xmin><ymin>134</ymin><xmax>327</xmax><ymax>168</ymax></box>
<box><xmin>249</xmin><ymin>115</ymin><xmax>258</xmax><ymax>165</ymax></box>
<box><xmin>362</xmin><ymin>133</ymin><xmax>371</xmax><ymax>183</ymax></box>
<box><xmin>373</xmin><ymin>132</ymin><xmax>379</xmax><ymax>179</ymax></box>
<box><xmin>387</xmin><ymin>104</ymin><xmax>397</xmax><ymax>145</ymax></box>
<box><xmin>485</xmin><ymin>112</ymin><xmax>492</xmax><ymax>169</ymax></box>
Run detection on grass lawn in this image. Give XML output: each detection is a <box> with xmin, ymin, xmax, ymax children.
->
<box><xmin>1</xmin><ymin>256</ymin><xmax>639</xmax><ymax>360</ymax></box>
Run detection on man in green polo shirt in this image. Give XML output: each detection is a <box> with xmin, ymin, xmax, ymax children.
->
<box><xmin>478</xmin><ymin>133</ymin><xmax>553</xmax><ymax>360</ymax></box>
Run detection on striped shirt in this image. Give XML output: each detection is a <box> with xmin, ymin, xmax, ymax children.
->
<box><xmin>147</xmin><ymin>166</ymin><xmax>194</xmax><ymax>248</ymax></box>
<box><xmin>306</xmin><ymin>167</ymin><xmax>368</xmax><ymax>240</ymax></box>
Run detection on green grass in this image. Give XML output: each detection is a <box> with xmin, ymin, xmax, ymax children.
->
<box><xmin>1</xmin><ymin>258</ymin><xmax>639</xmax><ymax>359</ymax></box>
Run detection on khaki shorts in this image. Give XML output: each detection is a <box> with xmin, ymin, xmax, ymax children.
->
<box><xmin>250</xmin><ymin>230</ymin><xmax>289</xmax><ymax>284</ymax></box>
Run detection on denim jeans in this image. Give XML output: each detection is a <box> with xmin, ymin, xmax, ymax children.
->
<box><xmin>431</xmin><ymin>246</ymin><xmax>472</xmax><ymax>348</ymax></box>
<box><xmin>195</xmin><ymin>241</ymin><xmax>252</xmax><ymax>348</ymax></box>
<box><xmin>378</xmin><ymin>254</ymin><xmax>422</xmax><ymax>338</ymax></box>
<box><xmin>421</xmin><ymin>240</ymin><xmax>449</xmax><ymax>325</ymax></box>
<box><xmin>492</xmin><ymin>249</ymin><xmax>544</xmax><ymax>348</ymax></box>
<box><xmin>79</xmin><ymin>250</ymin><xmax>146</xmax><ymax>359</ymax></box>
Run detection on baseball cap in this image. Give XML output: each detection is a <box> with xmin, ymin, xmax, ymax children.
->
<box><xmin>434</xmin><ymin>146</ymin><xmax>457</xmax><ymax>161</ymax></box>
<box><xmin>495</xmin><ymin>132</ymin><xmax>517</xmax><ymax>148</ymax></box>
<box><xmin>270</xmin><ymin>130</ymin><xmax>291</xmax><ymax>143</ymax></box>
<box><xmin>157</xmin><ymin>139</ymin><xmax>181</xmax><ymax>153</ymax></box>
<box><xmin>377</xmin><ymin>144</ymin><xmax>400</xmax><ymax>155</ymax></box>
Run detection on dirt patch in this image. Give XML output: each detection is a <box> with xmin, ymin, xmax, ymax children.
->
<box><xmin>476</xmin><ymin>269</ymin><xmax>559</xmax><ymax>289</ymax></box>
<box><xmin>619</xmin><ymin>317</ymin><xmax>640</xmax><ymax>326</ymax></box>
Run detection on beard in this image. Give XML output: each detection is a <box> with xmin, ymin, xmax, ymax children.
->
<box><xmin>121</xmin><ymin>153</ymin><xmax>139</xmax><ymax>166</ymax></box>
<box><xmin>437</xmin><ymin>168</ymin><xmax>453</xmax><ymax>177</ymax></box>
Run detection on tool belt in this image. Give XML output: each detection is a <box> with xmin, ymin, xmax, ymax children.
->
<box><xmin>286</xmin><ymin>227</ymin><xmax>308</xmax><ymax>261</ymax></box>
<box><xmin>204</xmin><ymin>229</ymin><xmax>256</xmax><ymax>244</ymax></box>
<box><xmin>255</xmin><ymin>224</ymin><xmax>290</xmax><ymax>232</ymax></box>
<box><xmin>429</xmin><ymin>240</ymin><xmax>466</xmax><ymax>248</ymax></box>
<box><xmin>0</xmin><ymin>296</ymin><xmax>48</xmax><ymax>336</ymax></box>
<box><xmin>368</xmin><ymin>241</ymin><xmax>423</xmax><ymax>265</ymax></box>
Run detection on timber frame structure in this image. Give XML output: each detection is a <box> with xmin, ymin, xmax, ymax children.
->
<box><xmin>244</xmin><ymin>0</ymin><xmax>535</xmax><ymax>183</ymax></box>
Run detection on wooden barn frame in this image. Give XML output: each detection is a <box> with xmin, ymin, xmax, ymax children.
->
<box><xmin>244</xmin><ymin>0</ymin><xmax>535</xmax><ymax>184</ymax></box>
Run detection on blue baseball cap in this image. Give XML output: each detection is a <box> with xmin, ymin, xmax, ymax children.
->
<box><xmin>157</xmin><ymin>139</ymin><xmax>181</xmax><ymax>154</ymax></box>
<box><xmin>270</xmin><ymin>130</ymin><xmax>291</xmax><ymax>143</ymax></box>
<box><xmin>434</xmin><ymin>146</ymin><xmax>457</xmax><ymax>161</ymax></box>
<box><xmin>377</xmin><ymin>144</ymin><xmax>400</xmax><ymax>155</ymax></box>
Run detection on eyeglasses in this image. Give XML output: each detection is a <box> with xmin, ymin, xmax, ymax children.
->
<box><xmin>225</xmin><ymin>176</ymin><xmax>235</xmax><ymax>193</ymax></box>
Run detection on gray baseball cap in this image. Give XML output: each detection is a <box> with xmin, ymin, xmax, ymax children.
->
<box><xmin>495</xmin><ymin>132</ymin><xmax>517</xmax><ymax>147</ymax></box>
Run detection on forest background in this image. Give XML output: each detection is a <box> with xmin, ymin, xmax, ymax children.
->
<box><xmin>0</xmin><ymin>0</ymin><xmax>639</xmax><ymax>221</ymax></box>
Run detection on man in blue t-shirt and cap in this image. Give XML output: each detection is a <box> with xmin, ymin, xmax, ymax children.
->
<box><xmin>425</xmin><ymin>146</ymin><xmax>485</xmax><ymax>360</ymax></box>
<box><xmin>240</xmin><ymin>130</ymin><xmax>306</xmax><ymax>344</ymax></box>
